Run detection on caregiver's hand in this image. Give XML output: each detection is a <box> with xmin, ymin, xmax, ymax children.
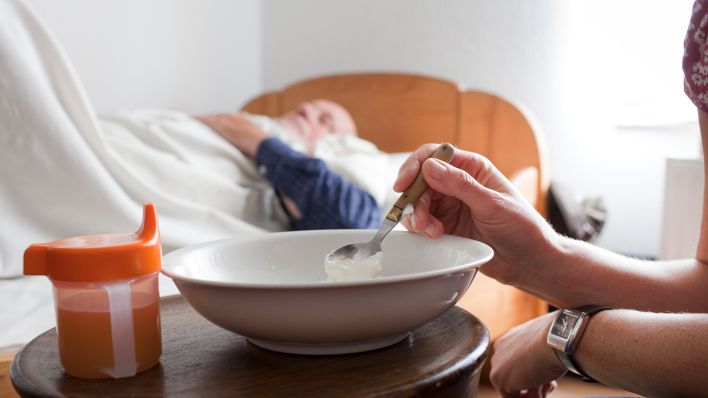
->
<box><xmin>393</xmin><ymin>144</ymin><xmax>558</xmax><ymax>286</ymax></box>
<box><xmin>196</xmin><ymin>113</ymin><xmax>267</xmax><ymax>158</ymax></box>
<box><xmin>490</xmin><ymin>312</ymin><xmax>563</xmax><ymax>398</ymax></box>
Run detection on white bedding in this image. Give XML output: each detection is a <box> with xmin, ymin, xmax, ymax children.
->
<box><xmin>0</xmin><ymin>0</ymin><xmax>410</xmax><ymax>348</ymax></box>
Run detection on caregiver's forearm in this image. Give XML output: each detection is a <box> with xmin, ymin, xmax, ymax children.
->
<box><xmin>574</xmin><ymin>309</ymin><xmax>708</xmax><ymax>397</ymax></box>
<box><xmin>519</xmin><ymin>236</ymin><xmax>708</xmax><ymax>312</ymax></box>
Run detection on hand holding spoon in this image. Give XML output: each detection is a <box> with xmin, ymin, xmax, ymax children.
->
<box><xmin>326</xmin><ymin>143</ymin><xmax>455</xmax><ymax>265</ymax></box>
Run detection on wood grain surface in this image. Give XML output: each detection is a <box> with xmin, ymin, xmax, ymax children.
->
<box><xmin>11</xmin><ymin>295</ymin><xmax>489</xmax><ymax>398</ymax></box>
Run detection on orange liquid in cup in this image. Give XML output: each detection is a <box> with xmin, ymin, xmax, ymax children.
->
<box><xmin>56</xmin><ymin>291</ymin><xmax>161</xmax><ymax>379</ymax></box>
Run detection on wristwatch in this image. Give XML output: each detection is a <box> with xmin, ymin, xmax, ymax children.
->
<box><xmin>546</xmin><ymin>305</ymin><xmax>610</xmax><ymax>382</ymax></box>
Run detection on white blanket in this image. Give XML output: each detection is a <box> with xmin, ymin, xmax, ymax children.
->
<box><xmin>0</xmin><ymin>0</ymin><xmax>274</xmax><ymax>278</ymax></box>
<box><xmin>0</xmin><ymin>0</ymin><xmax>404</xmax><ymax>280</ymax></box>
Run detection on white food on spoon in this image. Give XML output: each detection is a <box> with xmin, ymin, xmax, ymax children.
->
<box><xmin>324</xmin><ymin>251</ymin><xmax>384</xmax><ymax>282</ymax></box>
<box><xmin>324</xmin><ymin>205</ymin><xmax>413</xmax><ymax>282</ymax></box>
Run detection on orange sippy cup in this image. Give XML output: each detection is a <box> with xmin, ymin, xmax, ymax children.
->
<box><xmin>24</xmin><ymin>203</ymin><xmax>163</xmax><ymax>379</ymax></box>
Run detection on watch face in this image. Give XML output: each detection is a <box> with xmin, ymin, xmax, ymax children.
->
<box><xmin>552</xmin><ymin>310</ymin><xmax>581</xmax><ymax>339</ymax></box>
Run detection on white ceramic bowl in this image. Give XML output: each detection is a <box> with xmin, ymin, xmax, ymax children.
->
<box><xmin>162</xmin><ymin>229</ymin><xmax>493</xmax><ymax>355</ymax></box>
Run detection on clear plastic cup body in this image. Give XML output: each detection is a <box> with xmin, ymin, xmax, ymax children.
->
<box><xmin>52</xmin><ymin>272</ymin><xmax>161</xmax><ymax>379</ymax></box>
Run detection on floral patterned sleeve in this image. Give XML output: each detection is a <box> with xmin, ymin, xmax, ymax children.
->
<box><xmin>684</xmin><ymin>0</ymin><xmax>708</xmax><ymax>112</ymax></box>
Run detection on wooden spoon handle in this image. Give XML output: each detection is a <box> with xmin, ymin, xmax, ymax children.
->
<box><xmin>386</xmin><ymin>143</ymin><xmax>455</xmax><ymax>222</ymax></box>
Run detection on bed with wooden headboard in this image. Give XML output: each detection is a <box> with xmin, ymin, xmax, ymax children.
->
<box><xmin>242</xmin><ymin>72</ymin><xmax>550</xmax><ymax>341</ymax></box>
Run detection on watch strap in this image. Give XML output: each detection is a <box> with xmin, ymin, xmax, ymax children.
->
<box><xmin>556</xmin><ymin>344</ymin><xmax>598</xmax><ymax>383</ymax></box>
<box><xmin>575</xmin><ymin>305</ymin><xmax>611</xmax><ymax>316</ymax></box>
<box><xmin>552</xmin><ymin>349</ymin><xmax>579</xmax><ymax>375</ymax></box>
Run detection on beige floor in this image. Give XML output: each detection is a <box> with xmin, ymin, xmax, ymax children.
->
<box><xmin>479</xmin><ymin>376</ymin><xmax>641</xmax><ymax>398</ymax></box>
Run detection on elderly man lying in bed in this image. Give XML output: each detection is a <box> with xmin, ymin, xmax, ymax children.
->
<box><xmin>0</xmin><ymin>0</ymin><xmax>402</xmax><ymax>280</ymax></box>
<box><xmin>195</xmin><ymin>100</ymin><xmax>382</xmax><ymax>231</ymax></box>
<box><xmin>94</xmin><ymin>99</ymin><xmax>398</xmax><ymax>237</ymax></box>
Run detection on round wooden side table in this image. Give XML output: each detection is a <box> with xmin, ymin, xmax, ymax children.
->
<box><xmin>11</xmin><ymin>295</ymin><xmax>489</xmax><ymax>397</ymax></box>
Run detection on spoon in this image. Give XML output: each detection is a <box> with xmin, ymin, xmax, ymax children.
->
<box><xmin>326</xmin><ymin>143</ymin><xmax>455</xmax><ymax>264</ymax></box>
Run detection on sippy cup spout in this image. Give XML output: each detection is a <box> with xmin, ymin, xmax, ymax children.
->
<box><xmin>24</xmin><ymin>243</ymin><xmax>49</xmax><ymax>276</ymax></box>
<box><xmin>135</xmin><ymin>203</ymin><xmax>159</xmax><ymax>244</ymax></box>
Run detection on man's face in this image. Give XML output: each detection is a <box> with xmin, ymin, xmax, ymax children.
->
<box><xmin>277</xmin><ymin>100</ymin><xmax>357</xmax><ymax>148</ymax></box>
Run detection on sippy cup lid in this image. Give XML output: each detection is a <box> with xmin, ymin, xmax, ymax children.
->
<box><xmin>23</xmin><ymin>203</ymin><xmax>162</xmax><ymax>282</ymax></box>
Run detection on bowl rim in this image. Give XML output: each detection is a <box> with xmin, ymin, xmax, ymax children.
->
<box><xmin>161</xmin><ymin>229</ymin><xmax>494</xmax><ymax>289</ymax></box>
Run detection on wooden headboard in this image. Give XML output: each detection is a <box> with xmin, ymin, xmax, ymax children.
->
<box><xmin>242</xmin><ymin>72</ymin><xmax>549</xmax><ymax>340</ymax></box>
<box><xmin>243</xmin><ymin>73</ymin><xmax>548</xmax><ymax>217</ymax></box>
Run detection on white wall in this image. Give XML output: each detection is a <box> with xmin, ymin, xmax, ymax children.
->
<box><xmin>262</xmin><ymin>0</ymin><xmax>701</xmax><ymax>257</ymax></box>
<box><xmin>24</xmin><ymin>0</ymin><xmax>263</xmax><ymax>114</ymax></box>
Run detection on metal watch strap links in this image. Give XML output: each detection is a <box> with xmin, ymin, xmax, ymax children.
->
<box><xmin>548</xmin><ymin>305</ymin><xmax>611</xmax><ymax>383</ymax></box>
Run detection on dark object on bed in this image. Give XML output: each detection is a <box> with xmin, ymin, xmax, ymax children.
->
<box><xmin>548</xmin><ymin>182</ymin><xmax>607</xmax><ymax>242</ymax></box>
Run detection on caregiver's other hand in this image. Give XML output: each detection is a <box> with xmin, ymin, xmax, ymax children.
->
<box><xmin>393</xmin><ymin>144</ymin><xmax>558</xmax><ymax>286</ymax></box>
<box><xmin>490</xmin><ymin>312</ymin><xmax>564</xmax><ymax>398</ymax></box>
<box><xmin>196</xmin><ymin>113</ymin><xmax>267</xmax><ymax>158</ymax></box>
